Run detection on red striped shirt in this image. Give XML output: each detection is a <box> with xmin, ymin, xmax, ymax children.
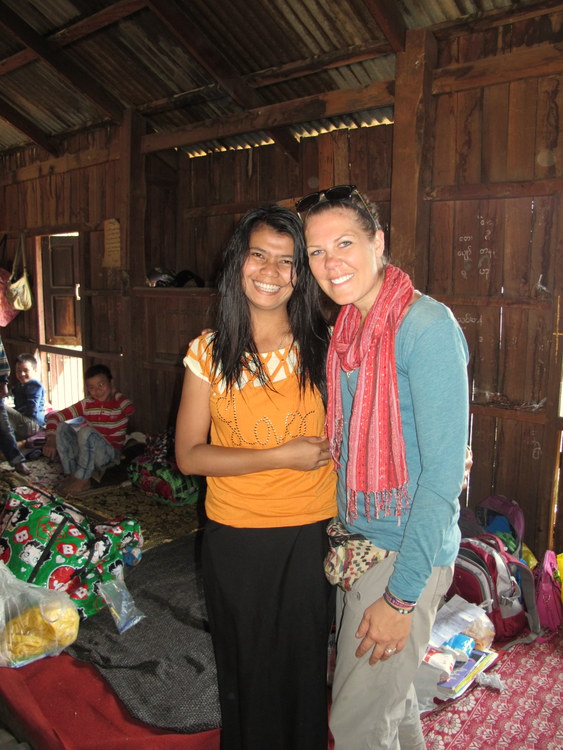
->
<box><xmin>45</xmin><ymin>392</ymin><xmax>135</xmax><ymax>451</ymax></box>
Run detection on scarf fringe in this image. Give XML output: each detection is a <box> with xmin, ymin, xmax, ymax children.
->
<box><xmin>346</xmin><ymin>483</ymin><xmax>411</xmax><ymax>525</ymax></box>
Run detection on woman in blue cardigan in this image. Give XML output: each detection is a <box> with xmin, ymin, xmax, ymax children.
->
<box><xmin>298</xmin><ymin>185</ymin><xmax>469</xmax><ymax>750</ymax></box>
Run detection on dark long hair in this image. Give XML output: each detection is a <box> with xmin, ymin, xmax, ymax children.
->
<box><xmin>211</xmin><ymin>204</ymin><xmax>330</xmax><ymax>402</ymax></box>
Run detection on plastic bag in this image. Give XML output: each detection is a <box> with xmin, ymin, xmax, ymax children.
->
<box><xmin>99</xmin><ymin>578</ymin><xmax>145</xmax><ymax>633</ymax></box>
<box><xmin>0</xmin><ymin>561</ymin><xmax>79</xmax><ymax>668</ymax></box>
<box><xmin>461</xmin><ymin>610</ymin><xmax>495</xmax><ymax>651</ymax></box>
<box><xmin>6</xmin><ymin>234</ymin><xmax>33</xmax><ymax>311</ymax></box>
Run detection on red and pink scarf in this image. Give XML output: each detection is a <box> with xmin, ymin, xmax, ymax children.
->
<box><xmin>326</xmin><ymin>264</ymin><xmax>414</xmax><ymax>522</ymax></box>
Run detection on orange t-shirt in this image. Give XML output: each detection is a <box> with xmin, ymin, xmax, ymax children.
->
<box><xmin>185</xmin><ymin>334</ymin><xmax>337</xmax><ymax>528</ymax></box>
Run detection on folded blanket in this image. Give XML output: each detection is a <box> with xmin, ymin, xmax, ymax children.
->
<box><xmin>69</xmin><ymin>533</ymin><xmax>220</xmax><ymax>733</ymax></box>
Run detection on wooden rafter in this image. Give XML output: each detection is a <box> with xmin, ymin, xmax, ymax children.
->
<box><xmin>0</xmin><ymin>0</ymin><xmax>147</xmax><ymax>76</ymax></box>
<box><xmin>0</xmin><ymin>95</ymin><xmax>59</xmax><ymax>156</ymax></box>
<box><xmin>247</xmin><ymin>40</ymin><xmax>393</xmax><ymax>87</ymax></box>
<box><xmin>362</xmin><ymin>0</ymin><xmax>407</xmax><ymax>53</ymax></box>
<box><xmin>141</xmin><ymin>79</ymin><xmax>394</xmax><ymax>153</ymax></box>
<box><xmin>0</xmin><ymin>1</ymin><xmax>124</xmax><ymax>123</ymax></box>
<box><xmin>145</xmin><ymin>0</ymin><xmax>299</xmax><ymax>160</ymax></box>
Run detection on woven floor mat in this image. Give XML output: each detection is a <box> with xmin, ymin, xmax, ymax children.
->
<box><xmin>0</xmin><ymin>458</ymin><xmax>203</xmax><ymax>550</ymax></box>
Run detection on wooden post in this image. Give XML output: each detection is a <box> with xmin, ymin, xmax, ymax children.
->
<box><xmin>118</xmin><ymin>107</ymin><xmax>146</xmax><ymax>282</ymax></box>
<box><xmin>390</xmin><ymin>28</ymin><xmax>437</xmax><ymax>289</ymax></box>
<box><xmin>116</xmin><ymin>108</ymin><xmax>146</xmax><ymax>410</ymax></box>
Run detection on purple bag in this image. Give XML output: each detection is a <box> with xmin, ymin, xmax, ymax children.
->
<box><xmin>477</xmin><ymin>495</ymin><xmax>525</xmax><ymax>556</ymax></box>
<box><xmin>533</xmin><ymin>550</ymin><xmax>563</xmax><ymax>639</ymax></box>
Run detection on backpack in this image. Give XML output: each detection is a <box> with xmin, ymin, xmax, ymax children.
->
<box><xmin>533</xmin><ymin>550</ymin><xmax>563</xmax><ymax>639</ymax></box>
<box><xmin>476</xmin><ymin>495</ymin><xmax>525</xmax><ymax>557</ymax></box>
<box><xmin>0</xmin><ymin>487</ymin><xmax>143</xmax><ymax>620</ymax></box>
<box><xmin>447</xmin><ymin>532</ymin><xmax>540</xmax><ymax>647</ymax></box>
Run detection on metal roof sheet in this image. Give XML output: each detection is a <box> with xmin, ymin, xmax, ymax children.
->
<box><xmin>0</xmin><ymin>0</ymin><xmax>549</xmax><ymax>156</ymax></box>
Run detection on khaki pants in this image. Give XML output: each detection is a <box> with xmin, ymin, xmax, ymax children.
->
<box><xmin>6</xmin><ymin>404</ymin><xmax>41</xmax><ymax>441</ymax></box>
<box><xmin>330</xmin><ymin>554</ymin><xmax>453</xmax><ymax>750</ymax></box>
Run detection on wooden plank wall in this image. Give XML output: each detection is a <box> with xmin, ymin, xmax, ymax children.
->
<box><xmin>426</xmin><ymin>13</ymin><xmax>563</xmax><ymax>554</ymax></box>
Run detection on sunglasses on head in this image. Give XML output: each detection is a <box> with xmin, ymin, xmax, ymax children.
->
<box><xmin>295</xmin><ymin>184</ymin><xmax>357</xmax><ymax>213</ymax></box>
<box><xmin>295</xmin><ymin>184</ymin><xmax>374</xmax><ymax>221</ymax></box>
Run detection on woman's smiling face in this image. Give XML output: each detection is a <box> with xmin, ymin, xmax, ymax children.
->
<box><xmin>242</xmin><ymin>224</ymin><xmax>296</xmax><ymax>314</ymax></box>
<box><xmin>305</xmin><ymin>206</ymin><xmax>385</xmax><ymax>320</ymax></box>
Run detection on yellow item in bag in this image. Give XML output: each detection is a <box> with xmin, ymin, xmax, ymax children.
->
<box><xmin>3</xmin><ymin>601</ymin><xmax>79</xmax><ymax>666</ymax></box>
<box><xmin>557</xmin><ymin>553</ymin><xmax>563</xmax><ymax>606</ymax></box>
<box><xmin>0</xmin><ymin>562</ymin><xmax>80</xmax><ymax>668</ymax></box>
<box><xmin>521</xmin><ymin>542</ymin><xmax>538</xmax><ymax>570</ymax></box>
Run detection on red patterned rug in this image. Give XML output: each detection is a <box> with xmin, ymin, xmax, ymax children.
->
<box><xmin>421</xmin><ymin>630</ymin><xmax>563</xmax><ymax>749</ymax></box>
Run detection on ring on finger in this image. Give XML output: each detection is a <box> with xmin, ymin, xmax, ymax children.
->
<box><xmin>384</xmin><ymin>647</ymin><xmax>397</xmax><ymax>654</ymax></box>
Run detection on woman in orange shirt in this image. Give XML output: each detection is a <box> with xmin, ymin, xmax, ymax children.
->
<box><xmin>175</xmin><ymin>205</ymin><xmax>336</xmax><ymax>750</ymax></box>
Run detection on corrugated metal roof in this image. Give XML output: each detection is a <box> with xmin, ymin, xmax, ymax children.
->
<box><xmin>0</xmin><ymin>0</ymin><xmax>549</xmax><ymax>157</ymax></box>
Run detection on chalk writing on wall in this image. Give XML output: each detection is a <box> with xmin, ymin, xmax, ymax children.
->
<box><xmin>457</xmin><ymin>235</ymin><xmax>472</xmax><ymax>279</ymax></box>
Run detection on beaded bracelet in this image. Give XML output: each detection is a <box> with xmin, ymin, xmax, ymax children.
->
<box><xmin>383</xmin><ymin>587</ymin><xmax>416</xmax><ymax>615</ymax></box>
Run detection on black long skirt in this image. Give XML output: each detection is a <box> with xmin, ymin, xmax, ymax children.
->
<box><xmin>202</xmin><ymin>518</ymin><xmax>333</xmax><ymax>750</ymax></box>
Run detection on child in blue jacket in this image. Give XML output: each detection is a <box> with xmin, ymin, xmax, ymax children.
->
<box><xmin>7</xmin><ymin>353</ymin><xmax>46</xmax><ymax>441</ymax></box>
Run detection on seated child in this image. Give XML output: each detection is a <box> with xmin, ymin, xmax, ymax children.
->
<box><xmin>43</xmin><ymin>364</ymin><xmax>135</xmax><ymax>496</ymax></box>
<box><xmin>6</xmin><ymin>353</ymin><xmax>46</xmax><ymax>442</ymax></box>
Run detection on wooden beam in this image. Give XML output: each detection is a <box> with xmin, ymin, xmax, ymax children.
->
<box><xmin>0</xmin><ymin>95</ymin><xmax>59</xmax><ymax>156</ymax></box>
<box><xmin>390</xmin><ymin>28</ymin><xmax>437</xmax><ymax>287</ymax></box>
<box><xmin>361</xmin><ymin>0</ymin><xmax>407</xmax><ymax>53</ymax></box>
<box><xmin>0</xmin><ymin>143</ymin><xmax>120</xmax><ymax>186</ymax></box>
<box><xmin>0</xmin><ymin>1</ymin><xmax>124</xmax><ymax>122</ymax></box>
<box><xmin>470</xmin><ymin>403</ymin><xmax>546</xmax><ymax>424</ymax></box>
<box><xmin>138</xmin><ymin>85</ymin><xmax>221</xmax><ymax>116</ymax></box>
<box><xmin>141</xmin><ymin>79</ymin><xmax>394</xmax><ymax>153</ymax></box>
<box><xmin>116</xmin><ymin>108</ymin><xmax>146</xmax><ymax>404</ymax></box>
<box><xmin>426</xmin><ymin>177</ymin><xmax>563</xmax><ymax>201</ymax></box>
<box><xmin>430</xmin><ymin>294</ymin><xmax>551</xmax><ymax>310</ymax></box>
<box><xmin>431</xmin><ymin>0</ymin><xmax>563</xmax><ymax>40</ymax></box>
<box><xmin>0</xmin><ymin>0</ymin><xmax>147</xmax><ymax>75</ymax></box>
<box><xmin>433</xmin><ymin>41</ymin><xmax>563</xmax><ymax>94</ymax></box>
<box><xmin>145</xmin><ymin>0</ymin><xmax>299</xmax><ymax>161</ymax></box>
<box><xmin>181</xmin><ymin>188</ymin><xmax>392</xmax><ymax>217</ymax></box>
<box><xmin>247</xmin><ymin>40</ymin><xmax>394</xmax><ymax>87</ymax></box>
<box><xmin>118</xmin><ymin>108</ymin><xmax>146</xmax><ymax>280</ymax></box>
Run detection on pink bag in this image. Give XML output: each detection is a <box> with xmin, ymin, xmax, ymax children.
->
<box><xmin>534</xmin><ymin>550</ymin><xmax>563</xmax><ymax>638</ymax></box>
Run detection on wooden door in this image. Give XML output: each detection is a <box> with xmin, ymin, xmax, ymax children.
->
<box><xmin>41</xmin><ymin>234</ymin><xmax>82</xmax><ymax>346</ymax></box>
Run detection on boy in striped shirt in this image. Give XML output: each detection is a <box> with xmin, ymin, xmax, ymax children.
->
<box><xmin>43</xmin><ymin>364</ymin><xmax>135</xmax><ymax>496</ymax></box>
